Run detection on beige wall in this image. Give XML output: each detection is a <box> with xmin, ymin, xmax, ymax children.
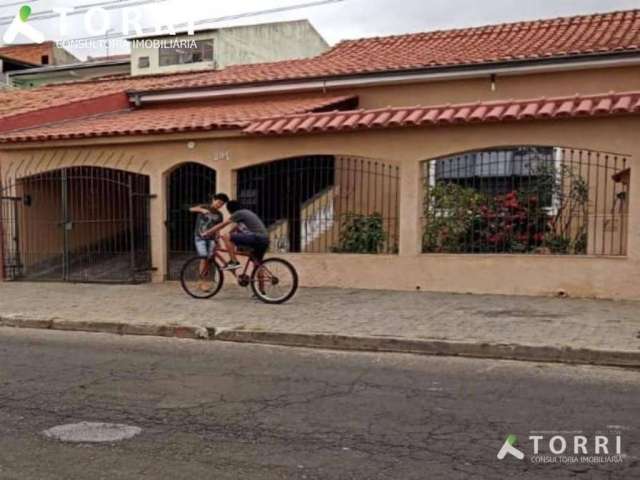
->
<box><xmin>349</xmin><ymin>66</ymin><xmax>640</xmax><ymax>110</ymax></box>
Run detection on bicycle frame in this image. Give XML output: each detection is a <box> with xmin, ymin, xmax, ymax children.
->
<box><xmin>183</xmin><ymin>236</ymin><xmax>297</xmax><ymax>303</ymax></box>
<box><xmin>205</xmin><ymin>237</ymin><xmax>264</xmax><ymax>283</ymax></box>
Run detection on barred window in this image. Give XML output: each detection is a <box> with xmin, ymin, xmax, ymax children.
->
<box><xmin>422</xmin><ymin>147</ymin><xmax>629</xmax><ymax>256</ymax></box>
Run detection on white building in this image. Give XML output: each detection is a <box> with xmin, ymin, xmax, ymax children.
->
<box><xmin>129</xmin><ymin>20</ymin><xmax>329</xmax><ymax>76</ymax></box>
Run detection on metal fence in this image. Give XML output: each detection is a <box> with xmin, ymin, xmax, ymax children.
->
<box><xmin>421</xmin><ymin>146</ymin><xmax>630</xmax><ymax>256</ymax></box>
<box><xmin>1</xmin><ymin>166</ymin><xmax>152</xmax><ymax>283</ymax></box>
<box><xmin>166</xmin><ymin>162</ymin><xmax>217</xmax><ymax>280</ymax></box>
<box><xmin>237</xmin><ymin>155</ymin><xmax>400</xmax><ymax>254</ymax></box>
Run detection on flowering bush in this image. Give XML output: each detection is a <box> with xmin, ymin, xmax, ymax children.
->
<box><xmin>470</xmin><ymin>191</ymin><xmax>549</xmax><ymax>253</ymax></box>
<box><xmin>422</xmin><ymin>162</ymin><xmax>590</xmax><ymax>255</ymax></box>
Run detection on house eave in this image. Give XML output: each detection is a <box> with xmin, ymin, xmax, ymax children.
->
<box><xmin>131</xmin><ymin>51</ymin><xmax>640</xmax><ymax>105</ymax></box>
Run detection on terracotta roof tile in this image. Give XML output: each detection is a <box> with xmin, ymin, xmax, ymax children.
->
<box><xmin>0</xmin><ymin>94</ymin><xmax>356</xmax><ymax>143</ymax></box>
<box><xmin>469</xmin><ymin>105</ymin><xmax>487</xmax><ymax>122</ymax></box>
<box><xmin>0</xmin><ymin>74</ymin><xmax>192</xmax><ymax>121</ymax></box>
<box><xmin>243</xmin><ymin>90</ymin><xmax>640</xmax><ymax>136</ymax></box>
<box><xmin>1</xmin><ymin>9</ymin><xmax>638</xmax><ymax>128</ymax></box>
<box><xmin>135</xmin><ymin>9</ymin><xmax>640</xmax><ymax>93</ymax></box>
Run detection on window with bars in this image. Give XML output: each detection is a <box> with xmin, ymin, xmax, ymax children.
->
<box><xmin>422</xmin><ymin>147</ymin><xmax>630</xmax><ymax>256</ymax></box>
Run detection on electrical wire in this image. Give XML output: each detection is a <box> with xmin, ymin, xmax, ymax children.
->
<box><xmin>0</xmin><ymin>0</ymin><xmax>164</xmax><ymax>25</ymax></box>
<box><xmin>64</xmin><ymin>0</ymin><xmax>345</xmax><ymax>44</ymax></box>
<box><xmin>0</xmin><ymin>0</ymin><xmax>40</xmax><ymax>9</ymax></box>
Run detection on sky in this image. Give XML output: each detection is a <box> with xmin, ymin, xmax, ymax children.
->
<box><xmin>1</xmin><ymin>0</ymin><xmax>639</xmax><ymax>59</ymax></box>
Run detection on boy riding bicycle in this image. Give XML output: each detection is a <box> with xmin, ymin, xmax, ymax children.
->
<box><xmin>201</xmin><ymin>200</ymin><xmax>270</xmax><ymax>271</ymax></box>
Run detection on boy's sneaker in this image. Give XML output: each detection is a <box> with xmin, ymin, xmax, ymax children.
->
<box><xmin>223</xmin><ymin>261</ymin><xmax>241</xmax><ymax>271</ymax></box>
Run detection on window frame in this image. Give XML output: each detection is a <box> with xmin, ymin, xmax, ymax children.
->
<box><xmin>137</xmin><ymin>56</ymin><xmax>150</xmax><ymax>69</ymax></box>
<box><xmin>158</xmin><ymin>39</ymin><xmax>214</xmax><ymax>67</ymax></box>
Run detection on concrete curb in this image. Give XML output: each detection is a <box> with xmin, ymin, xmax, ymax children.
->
<box><xmin>215</xmin><ymin>330</ymin><xmax>640</xmax><ymax>368</ymax></box>
<box><xmin>0</xmin><ymin>315</ymin><xmax>210</xmax><ymax>340</ymax></box>
<box><xmin>0</xmin><ymin>314</ymin><xmax>637</xmax><ymax>368</ymax></box>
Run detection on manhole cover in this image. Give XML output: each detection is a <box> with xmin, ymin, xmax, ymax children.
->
<box><xmin>43</xmin><ymin>422</ymin><xmax>141</xmax><ymax>443</ymax></box>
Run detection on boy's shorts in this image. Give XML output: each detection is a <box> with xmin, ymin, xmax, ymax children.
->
<box><xmin>230</xmin><ymin>232</ymin><xmax>270</xmax><ymax>260</ymax></box>
<box><xmin>194</xmin><ymin>237</ymin><xmax>215</xmax><ymax>257</ymax></box>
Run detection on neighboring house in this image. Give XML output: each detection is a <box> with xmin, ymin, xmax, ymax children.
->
<box><xmin>0</xmin><ymin>10</ymin><xmax>639</xmax><ymax>300</ymax></box>
<box><xmin>0</xmin><ymin>54</ymin><xmax>36</xmax><ymax>87</ymax></box>
<box><xmin>129</xmin><ymin>20</ymin><xmax>329</xmax><ymax>76</ymax></box>
<box><xmin>9</xmin><ymin>57</ymin><xmax>130</xmax><ymax>88</ymax></box>
<box><xmin>0</xmin><ymin>41</ymin><xmax>78</xmax><ymax>67</ymax></box>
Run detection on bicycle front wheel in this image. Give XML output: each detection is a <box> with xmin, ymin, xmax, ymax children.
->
<box><xmin>180</xmin><ymin>256</ymin><xmax>224</xmax><ymax>299</ymax></box>
<box><xmin>250</xmin><ymin>258</ymin><xmax>298</xmax><ymax>304</ymax></box>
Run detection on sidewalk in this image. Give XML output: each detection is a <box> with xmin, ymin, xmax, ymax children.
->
<box><xmin>0</xmin><ymin>282</ymin><xmax>638</xmax><ymax>366</ymax></box>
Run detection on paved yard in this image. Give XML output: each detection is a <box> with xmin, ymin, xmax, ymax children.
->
<box><xmin>0</xmin><ymin>282</ymin><xmax>638</xmax><ymax>353</ymax></box>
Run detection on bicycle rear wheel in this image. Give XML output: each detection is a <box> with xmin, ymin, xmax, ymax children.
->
<box><xmin>250</xmin><ymin>258</ymin><xmax>298</xmax><ymax>304</ymax></box>
<box><xmin>180</xmin><ymin>256</ymin><xmax>224</xmax><ymax>299</ymax></box>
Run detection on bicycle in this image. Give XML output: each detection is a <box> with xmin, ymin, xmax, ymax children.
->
<box><xmin>179</xmin><ymin>236</ymin><xmax>298</xmax><ymax>304</ymax></box>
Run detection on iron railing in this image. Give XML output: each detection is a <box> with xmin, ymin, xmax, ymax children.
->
<box><xmin>421</xmin><ymin>146</ymin><xmax>630</xmax><ymax>256</ymax></box>
<box><xmin>237</xmin><ymin>155</ymin><xmax>400</xmax><ymax>254</ymax></box>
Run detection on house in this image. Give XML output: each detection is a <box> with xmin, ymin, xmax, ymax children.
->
<box><xmin>0</xmin><ymin>10</ymin><xmax>639</xmax><ymax>300</ymax></box>
<box><xmin>0</xmin><ymin>41</ymin><xmax>80</xmax><ymax>87</ymax></box>
<box><xmin>0</xmin><ymin>54</ymin><xmax>36</xmax><ymax>87</ymax></box>
<box><xmin>129</xmin><ymin>20</ymin><xmax>329</xmax><ymax>76</ymax></box>
<box><xmin>0</xmin><ymin>41</ymin><xmax>78</xmax><ymax>67</ymax></box>
<box><xmin>8</xmin><ymin>57</ymin><xmax>131</xmax><ymax>88</ymax></box>
<box><xmin>8</xmin><ymin>20</ymin><xmax>328</xmax><ymax>87</ymax></box>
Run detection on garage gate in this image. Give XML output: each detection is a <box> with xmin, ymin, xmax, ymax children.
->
<box><xmin>0</xmin><ymin>166</ymin><xmax>153</xmax><ymax>283</ymax></box>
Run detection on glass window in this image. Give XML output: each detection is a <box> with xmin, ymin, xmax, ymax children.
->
<box><xmin>138</xmin><ymin>56</ymin><xmax>150</xmax><ymax>69</ymax></box>
<box><xmin>159</xmin><ymin>40</ymin><xmax>214</xmax><ymax>67</ymax></box>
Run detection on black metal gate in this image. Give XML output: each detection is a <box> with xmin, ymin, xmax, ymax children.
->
<box><xmin>0</xmin><ymin>193</ymin><xmax>21</xmax><ymax>281</ymax></box>
<box><xmin>0</xmin><ymin>166</ymin><xmax>152</xmax><ymax>283</ymax></box>
<box><xmin>166</xmin><ymin>163</ymin><xmax>217</xmax><ymax>280</ymax></box>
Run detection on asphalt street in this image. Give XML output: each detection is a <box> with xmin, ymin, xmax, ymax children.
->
<box><xmin>0</xmin><ymin>328</ymin><xmax>637</xmax><ymax>480</ymax></box>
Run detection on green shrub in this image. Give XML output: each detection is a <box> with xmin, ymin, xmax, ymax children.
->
<box><xmin>335</xmin><ymin>212</ymin><xmax>387</xmax><ymax>254</ymax></box>
<box><xmin>422</xmin><ymin>182</ymin><xmax>484</xmax><ymax>253</ymax></box>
